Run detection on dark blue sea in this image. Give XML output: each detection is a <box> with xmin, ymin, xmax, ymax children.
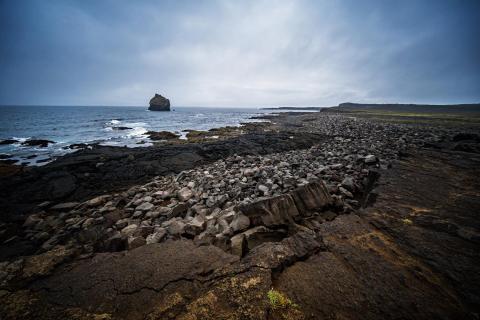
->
<box><xmin>0</xmin><ymin>106</ymin><xmax>275</xmax><ymax>166</ymax></box>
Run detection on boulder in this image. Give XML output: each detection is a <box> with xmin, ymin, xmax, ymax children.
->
<box><xmin>230</xmin><ymin>213</ymin><xmax>250</xmax><ymax>233</ymax></box>
<box><xmin>146</xmin><ymin>131</ymin><xmax>179</xmax><ymax>140</ymax></box>
<box><xmin>148</xmin><ymin>93</ymin><xmax>171</xmax><ymax>111</ymax></box>
<box><xmin>177</xmin><ymin>187</ymin><xmax>194</xmax><ymax>202</ymax></box>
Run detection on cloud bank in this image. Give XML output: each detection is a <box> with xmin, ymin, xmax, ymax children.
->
<box><xmin>1</xmin><ymin>0</ymin><xmax>479</xmax><ymax>107</ymax></box>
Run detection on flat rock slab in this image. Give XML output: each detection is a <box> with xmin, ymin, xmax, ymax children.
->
<box><xmin>28</xmin><ymin>241</ymin><xmax>238</xmax><ymax>318</ymax></box>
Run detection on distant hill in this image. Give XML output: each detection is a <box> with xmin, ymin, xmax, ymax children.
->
<box><xmin>323</xmin><ymin>102</ymin><xmax>480</xmax><ymax>114</ymax></box>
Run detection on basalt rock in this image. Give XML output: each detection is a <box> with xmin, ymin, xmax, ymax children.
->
<box><xmin>148</xmin><ymin>93</ymin><xmax>170</xmax><ymax>111</ymax></box>
<box><xmin>22</xmin><ymin>139</ymin><xmax>55</xmax><ymax>148</ymax></box>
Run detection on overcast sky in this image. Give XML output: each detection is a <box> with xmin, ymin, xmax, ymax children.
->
<box><xmin>0</xmin><ymin>0</ymin><xmax>479</xmax><ymax>107</ymax></box>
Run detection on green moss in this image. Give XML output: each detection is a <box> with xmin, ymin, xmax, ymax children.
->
<box><xmin>267</xmin><ymin>289</ymin><xmax>298</xmax><ymax>310</ymax></box>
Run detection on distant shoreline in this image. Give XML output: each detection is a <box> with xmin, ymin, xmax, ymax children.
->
<box><xmin>260</xmin><ymin>106</ymin><xmax>323</xmax><ymax>111</ymax></box>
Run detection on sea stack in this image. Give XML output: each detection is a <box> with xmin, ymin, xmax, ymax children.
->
<box><xmin>148</xmin><ymin>93</ymin><xmax>170</xmax><ymax>111</ymax></box>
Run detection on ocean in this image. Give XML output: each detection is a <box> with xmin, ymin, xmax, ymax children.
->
<box><xmin>0</xmin><ymin>105</ymin><xmax>275</xmax><ymax>166</ymax></box>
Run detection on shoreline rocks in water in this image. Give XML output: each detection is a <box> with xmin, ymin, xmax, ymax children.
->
<box><xmin>0</xmin><ymin>139</ymin><xmax>19</xmax><ymax>145</ymax></box>
<box><xmin>21</xmin><ymin>139</ymin><xmax>55</xmax><ymax>148</ymax></box>
<box><xmin>148</xmin><ymin>93</ymin><xmax>170</xmax><ymax>111</ymax></box>
<box><xmin>146</xmin><ymin>130</ymin><xmax>179</xmax><ymax>140</ymax></box>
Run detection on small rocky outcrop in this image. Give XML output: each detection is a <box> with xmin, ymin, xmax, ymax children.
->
<box><xmin>148</xmin><ymin>94</ymin><xmax>170</xmax><ymax>111</ymax></box>
<box><xmin>146</xmin><ymin>131</ymin><xmax>179</xmax><ymax>140</ymax></box>
<box><xmin>21</xmin><ymin>139</ymin><xmax>55</xmax><ymax>148</ymax></box>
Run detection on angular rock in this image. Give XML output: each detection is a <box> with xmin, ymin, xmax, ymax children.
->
<box><xmin>136</xmin><ymin>202</ymin><xmax>154</xmax><ymax>212</ymax></box>
<box><xmin>146</xmin><ymin>229</ymin><xmax>167</xmax><ymax>244</ymax></box>
<box><xmin>230</xmin><ymin>233</ymin><xmax>248</xmax><ymax>257</ymax></box>
<box><xmin>230</xmin><ymin>213</ymin><xmax>250</xmax><ymax>233</ymax></box>
<box><xmin>128</xmin><ymin>236</ymin><xmax>146</xmax><ymax>250</ymax></box>
<box><xmin>121</xmin><ymin>224</ymin><xmax>138</xmax><ymax>237</ymax></box>
<box><xmin>177</xmin><ymin>187</ymin><xmax>193</xmax><ymax>202</ymax></box>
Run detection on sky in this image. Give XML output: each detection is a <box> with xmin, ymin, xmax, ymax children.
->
<box><xmin>0</xmin><ymin>0</ymin><xmax>479</xmax><ymax>107</ymax></box>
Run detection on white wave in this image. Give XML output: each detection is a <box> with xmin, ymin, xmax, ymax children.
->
<box><xmin>127</xmin><ymin>126</ymin><xmax>148</xmax><ymax>137</ymax></box>
<box><xmin>11</xmin><ymin>137</ymin><xmax>29</xmax><ymax>143</ymax></box>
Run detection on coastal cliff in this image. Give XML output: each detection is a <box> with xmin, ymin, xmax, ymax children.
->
<box><xmin>148</xmin><ymin>93</ymin><xmax>170</xmax><ymax>111</ymax></box>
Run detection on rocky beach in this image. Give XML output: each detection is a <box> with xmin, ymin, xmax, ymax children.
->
<box><xmin>0</xmin><ymin>104</ymin><xmax>479</xmax><ymax>319</ymax></box>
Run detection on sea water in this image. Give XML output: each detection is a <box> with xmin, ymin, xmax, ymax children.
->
<box><xmin>0</xmin><ymin>106</ymin><xmax>275</xmax><ymax>165</ymax></box>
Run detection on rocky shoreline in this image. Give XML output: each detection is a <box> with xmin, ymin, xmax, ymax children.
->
<box><xmin>1</xmin><ymin>109</ymin><xmax>480</xmax><ymax>319</ymax></box>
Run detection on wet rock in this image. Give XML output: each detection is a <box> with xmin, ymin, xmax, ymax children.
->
<box><xmin>0</xmin><ymin>139</ymin><xmax>19</xmax><ymax>145</ymax></box>
<box><xmin>146</xmin><ymin>131</ymin><xmax>178</xmax><ymax>140</ymax></box>
<box><xmin>21</xmin><ymin>139</ymin><xmax>55</xmax><ymax>148</ymax></box>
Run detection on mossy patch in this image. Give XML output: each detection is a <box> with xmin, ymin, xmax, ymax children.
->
<box><xmin>268</xmin><ymin>289</ymin><xmax>293</xmax><ymax>309</ymax></box>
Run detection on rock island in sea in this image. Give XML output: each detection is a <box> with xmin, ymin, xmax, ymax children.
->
<box><xmin>148</xmin><ymin>93</ymin><xmax>170</xmax><ymax>111</ymax></box>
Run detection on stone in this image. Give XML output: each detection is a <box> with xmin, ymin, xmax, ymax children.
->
<box><xmin>185</xmin><ymin>216</ymin><xmax>206</xmax><ymax>236</ymax></box>
<box><xmin>23</xmin><ymin>214</ymin><xmax>43</xmax><ymax>228</ymax></box>
<box><xmin>121</xmin><ymin>224</ymin><xmax>138</xmax><ymax>237</ymax></box>
<box><xmin>341</xmin><ymin>176</ymin><xmax>356</xmax><ymax>192</ymax></box>
<box><xmin>50</xmin><ymin>202</ymin><xmax>79</xmax><ymax>211</ymax></box>
<box><xmin>230</xmin><ymin>213</ymin><xmax>250</xmax><ymax>233</ymax></box>
<box><xmin>21</xmin><ymin>139</ymin><xmax>55</xmax><ymax>148</ymax></box>
<box><xmin>258</xmin><ymin>184</ymin><xmax>269</xmax><ymax>195</ymax></box>
<box><xmin>178</xmin><ymin>187</ymin><xmax>194</xmax><ymax>202</ymax></box>
<box><xmin>146</xmin><ymin>229</ymin><xmax>167</xmax><ymax>244</ymax></box>
<box><xmin>115</xmin><ymin>219</ymin><xmax>129</xmax><ymax>229</ymax></box>
<box><xmin>230</xmin><ymin>233</ymin><xmax>248</xmax><ymax>257</ymax></box>
<box><xmin>339</xmin><ymin>186</ymin><xmax>354</xmax><ymax>199</ymax></box>
<box><xmin>167</xmin><ymin>220</ymin><xmax>186</xmax><ymax>235</ymax></box>
<box><xmin>103</xmin><ymin>232</ymin><xmax>127</xmax><ymax>252</ymax></box>
<box><xmin>136</xmin><ymin>202</ymin><xmax>154</xmax><ymax>211</ymax></box>
<box><xmin>85</xmin><ymin>195</ymin><xmax>109</xmax><ymax>207</ymax></box>
<box><xmin>365</xmin><ymin>154</ymin><xmax>377</xmax><ymax>164</ymax></box>
<box><xmin>128</xmin><ymin>236</ymin><xmax>146</xmax><ymax>250</ymax></box>
<box><xmin>171</xmin><ymin>203</ymin><xmax>188</xmax><ymax>218</ymax></box>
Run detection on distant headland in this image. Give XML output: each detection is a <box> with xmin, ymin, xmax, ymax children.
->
<box><xmin>148</xmin><ymin>93</ymin><xmax>170</xmax><ymax>111</ymax></box>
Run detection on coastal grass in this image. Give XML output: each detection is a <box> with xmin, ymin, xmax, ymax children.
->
<box><xmin>343</xmin><ymin>109</ymin><xmax>480</xmax><ymax>126</ymax></box>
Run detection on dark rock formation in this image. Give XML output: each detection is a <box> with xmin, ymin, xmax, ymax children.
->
<box><xmin>146</xmin><ymin>130</ymin><xmax>179</xmax><ymax>140</ymax></box>
<box><xmin>0</xmin><ymin>139</ymin><xmax>19</xmax><ymax>145</ymax></box>
<box><xmin>21</xmin><ymin>139</ymin><xmax>55</xmax><ymax>148</ymax></box>
<box><xmin>148</xmin><ymin>93</ymin><xmax>170</xmax><ymax>111</ymax></box>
